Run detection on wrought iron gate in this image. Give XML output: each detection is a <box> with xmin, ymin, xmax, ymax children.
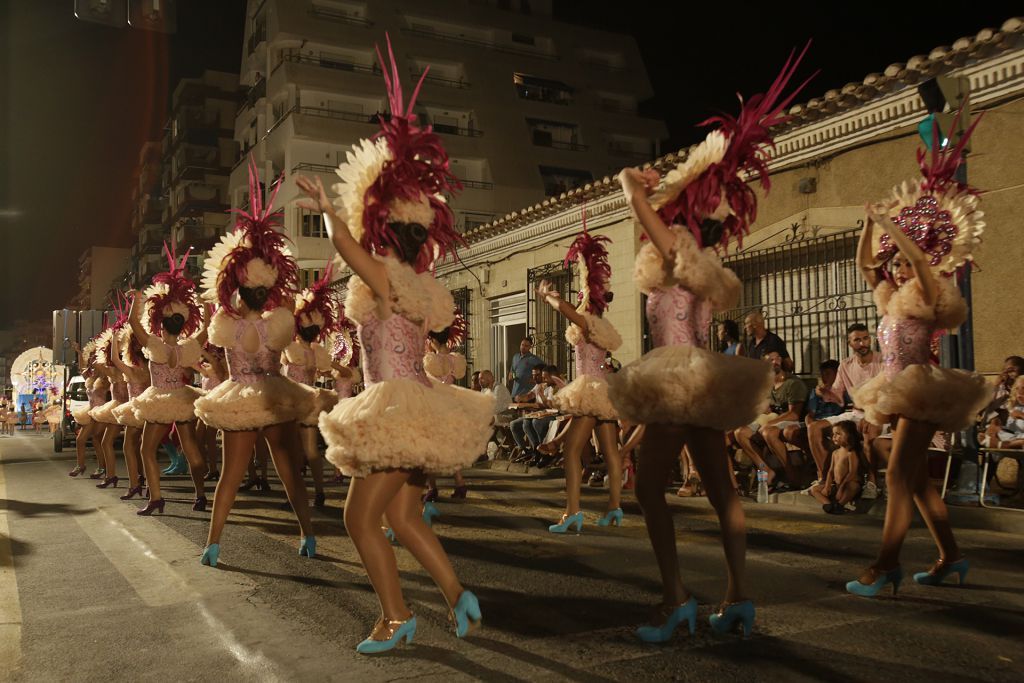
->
<box><xmin>526</xmin><ymin>261</ymin><xmax>575</xmax><ymax>378</ymax></box>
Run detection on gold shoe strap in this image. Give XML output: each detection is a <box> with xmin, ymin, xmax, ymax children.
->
<box><xmin>369</xmin><ymin>615</ymin><xmax>413</xmax><ymax>642</ymax></box>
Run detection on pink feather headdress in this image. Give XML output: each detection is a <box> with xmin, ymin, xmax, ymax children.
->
<box><xmin>651</xmin><ymin>44</ymin><xmax>815</xmax><ymax>250</ymax></box>
<box><xmin>203</xmin><ymin>158</ymin><xmax>298</xmax><ymax>314</ymax></box>
<box><xmin>144</xmin><ymin>243</ymin><xmax>202</xmax><ymax>337</ymax></box>
<box><xmin>563</xmin><ymin>203</ymin><xmax>612</xmax><ymax>316</ymax></box>
<box><xmin>294</xmin><ymin>264</ymin><xmax>338</xmax><ymax>341</ymax></box>
<box><xmin>330</xmin><ymin>33</ymin><xmax>462</xmax><ymax>272</ymax></box>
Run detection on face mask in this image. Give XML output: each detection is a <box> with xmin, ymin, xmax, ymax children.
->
<box><xmin>162</xmin><ymin>314</ymin><xmax>185</xmax><ymax>335</ymax></box>
<box><xmin>239</xmin><ymin>286</ymin><xmax>269</xmax><ymax>311</ymax></box>
<box><xmin>298</xmin><ymin>325</ymin><xmax>320</xmax><ymax>343</ymax></box>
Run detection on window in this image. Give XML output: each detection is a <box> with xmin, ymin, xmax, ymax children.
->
<box><xmin>450</xmin><ymin>287</ymin><xmax>473</xmax><ymax>387</ymax></box>
<box><xmin>538</xmin><ymin>165</ymin><xmax>592</xmax><ymax>197</ymax></box>
<box><xmin>526</xmin><ymin>262</ymin><xmax>573</xmax><ymax>378</ymax></box>
<box><xmin>300</xmin><ymin>268</ymin><xmax>327</xmax><ymax>289</ymax></box>
<box><xmin>514</xmin><ymin>73</ymin><xmax>572</xmax><ymax>105</ymax></box>
<box><xmin>299</xmin><ymin>209</ymin><xmax>327</xmax><ymax>238</ymax></box>
<box><xmin>527</xmin><ymin>118</ymin><xmax>582</xmax><ymax>150</ymax></box>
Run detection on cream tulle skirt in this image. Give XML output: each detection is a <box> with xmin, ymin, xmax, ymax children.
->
<box><xmin>553</xmin><ymin>374</ymin><xmax>618</xmax><ymax>420</ymax></box>
<box><xmin>194</xmin><ymin>376</ymin><xmax>314</xmax><ymax>432</ymax></box>
<box><xmin>852</xmin><ymin>364</ymin><xmax>989</xmax><ymax>431</ymax></box>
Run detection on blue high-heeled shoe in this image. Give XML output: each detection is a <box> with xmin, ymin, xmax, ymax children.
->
<box><xmin>200</xmin><ymin>544</ymin><xmax>220</xmax><ymax>567</ymax></box>
<box><xmin>548</xmin><ymin>511</ymin><xmax>584</xmax><ymax>534</ymax></box>
<box><xmin>635</xmin><ymin>597</ymin><xmax>697</xmax><ymax>643</ymax></box>
<box><xmin>383</xmin><ymin>527</ymin><xmax>397</xmax><ymax>544</ymax></box>
<box><xmin>451</xmin><ymin>591</ymin><xmax>482</xmax><ymax>638</ymax></box>
<box><xmin>422</xmin><ymin>501</ymin><xmax>441</xmax><ymax>527</ymax></box>
<box><xmin>846</xmin><ymin>566</ymin><xmax>902</xmax><ymax>598</ymax></box>
<box><xmin>914</xmin><ymin>557</ymin><xmax>968</xmax><ymax>586</ymax></box>
<box><xmin>298</xmin><ymin>536</ymin><xmax>316</xmax><ymax>558</ymax></box>
<box><xmin>709</xmin><ymin>600</ymin><xmax>755</xmax><ymax>636</ymax></box>
<box><xmin>356</xmin><ymin>615</ymin><xmax>416</xmax><ymax>655</ymax></box>
<box><xmin>597</xmin><ymin>508</ymin><xmax>623</xmax><ymax>527</ymax></box>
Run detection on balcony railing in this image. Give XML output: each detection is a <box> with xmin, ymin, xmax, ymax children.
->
<box><xmin>247</xmin><ymin>21</ymin><xmax>267</xmax><ymax>55</ymax></box>
<box><xmin>402</xmin><ymin>27</ymin><xmax>557</xmax><ymax>61</ymax></box>
<box><xmin>413</xmin><ymin>70</ymin><xmax>470</xmax><ymax>89</ymax></box>
<box><xmin>237</xmin><ymin>77</ymin><xmax>266</xmax><ymax>114</ymax></box>
<box><xmin>460</xmin><ymin>179</ymin><xmax>493</xmax><ymax>190</ymax></box>
<box><xmin>431</xmin><ymin>122</ymin><xmax>483</xmax><ymax>137</ymax></box>
<box><xmin>607</xmin><ymin>145</ymin><xmax>652</xmax><ymax>160</ymax></box>
<box><xmin>308</xmin><ymin>6</ymin><xmax>373</xmax><ymax>26</ymax></box>
<box><xmin>533</xmin><ymin>138</ymin><xmax>587</xmax><ymax>151</ymax></box>
<box><xmin>292</xmin><ymin>162</ymin><xmax>337</xmax><ymax>174</ymax></box>
<box><xmin>275</xmin><ymin>49</ymin><xmax>380</xmax><ymax>76</ymax></box>
<box><xmin>515</xmin><ymin>83</ymin><xmax>572</xmax><ymax>105</ymax></box>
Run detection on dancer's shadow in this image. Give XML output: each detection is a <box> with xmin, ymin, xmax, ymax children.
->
<box><xmin>0</xmin><ymin>498</ymin><xmax>87</xmax><ymax>518</ymax></box>
<box><xmin>0</xmin><ymin>533</ymin><xmax>32</xmax><ymax>564</ymax></box>
<box><xmin>462</xmin><ymin>635</ymin><xmax>619</xmax><ymax>683</ymax></box>
<box><xmin>388</xmin><ymin>642</ymin><xmax>533</xmax><ymax>683</ymax></box>
<box><xmin>216</xmin><ymin>562</ymin><xmax>368</xmax><ymax>590</ymax></box>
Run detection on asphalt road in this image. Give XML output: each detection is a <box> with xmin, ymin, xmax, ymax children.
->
<box><xmin>2</xmin><ymin>430</ymin><xmax>1023</xmax><ymax>683</ymax></box>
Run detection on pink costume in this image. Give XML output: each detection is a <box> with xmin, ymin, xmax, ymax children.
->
<box><xmin>607</xmin><ymin>229</ymin><xmax>772</xmax><ymax>430</ymax></box>
<box><xmin>194</xmin><ymin>308</ymin><xmax>313</xmax><ymax>432</ymax></box>
<box><xmin>113</xmin><ymin>374</ymin><xmax>151</xmax><ymax>429</ymax></box>
<box><xmin>131</xmin><ymin>338</ymin><xmax>203</xmax><ymax>425</ymax></box>
<box><xmin>852</xmin><ymin>279</ymin><xmax>988</xmax><ymax>430</ymax></box>
<box><xmin>283</xmin><ymin>340</ymin><xmax>335</xmax><ymax>427</ymax></box>
<box><xmin>319</xmin><ymin>257</ymin><xmax>494</xmax><ymax>477</ymax></box>
<box><xmin>553</xmin><ymin>313</ymin><xmax>622</xmax><ymax>420</ymax></box>
<box><xmin>91</xmin><ymin>379</ymin><xmax>129</xmax><ymax>425</ymax></box>
<box><xmin>72</xmin><ymin>375</ymin><xmax>106</xmax><ymax>425</ymax></box>
<box><xmin>423</xmin><ymin>351</ymin><xmax>466</xmax><ymax>386</ymax></box>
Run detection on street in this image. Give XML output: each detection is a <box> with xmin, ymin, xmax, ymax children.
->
<box><xmin>2</xmin><ymin>431</ymin><xmax>1023</xmax><ymax>683</ymax></box>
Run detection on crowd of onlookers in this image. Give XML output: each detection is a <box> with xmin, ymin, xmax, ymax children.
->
<box><xmin>0</xmin><ymin>395</ymin><xmax>62</xmax><ymax>436</ymax></box>
<box><xmin>475</xmin><ymin>313</ymin><xmax>1024</xmax><ymax>513</ymax></box>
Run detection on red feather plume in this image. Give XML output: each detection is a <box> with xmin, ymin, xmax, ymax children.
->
<box><xmin>563</xmin><ymin>204</ymin><xmax>613</xmax><ymax>315</ymax></box>
<box><xmin>295</xmin><ymin>263</ymin><xmax>339</xmax><ymax>341</ymax></box>
<box><xmin>147</xmin><ymin>242</ymin><xmax>202</xmax><ymax>336</ymax></box>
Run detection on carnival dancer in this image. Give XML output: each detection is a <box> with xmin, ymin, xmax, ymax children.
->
<box><xmin>422</xmin><ymin>309</ymin><xmax>470</xmax><ymax>504</ymax></box>
<box><xmin>283</xmin><ymin>267</ymin><xmax>340</xmax><ymax>508</ymax></box>
<box><xmin>296</xmin><ymin>35</ymin><xmax>494</xmax><ymax>654</ymax></box>
<box><xmin>69</xmin><ymin>339</ymin><xmax>108</xmax><ymax>478</ymax></box>
<box><xmin>846</xmin><ymin>112</ymin><xmax>989</xmax><ymax>597</ymax></box>
<box><xmin>128</xmin><ymin>246</ymin><xmax>208</xmax><ymax>515</ymax></box>
<box><xmin>195</xmin><ymin>161</ymin><xmax>316</xmax><ymax>567</ymax></box>
<box><xmin>609</xmin><ymin>48</ymin><xmax>812</xmax><ymax>640</ymax></box>
<box><xmin>88</xmin><ymin>314</ymin><xmax>130</xmax><ymax>489</ymax></box>
<box><xmin>539</xmin><ymin>214</ymin><xmax>625</xmax><ymax>532</ymax></box>
<box><xmin>196</xmin><ymin>339</ymin><xmax>227</xmax><ymax>481</ymax></box>
<box><xmin>110</xmin><ymin>317</ymin><xmax>152</xmax><ymax>499</ymax></box>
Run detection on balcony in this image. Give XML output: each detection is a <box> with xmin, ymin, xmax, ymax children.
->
<box><xmin>237</xmin><ymin>77</ymin><xmax>266</xmax><ymax>114</ymax></box>
<box><xmin>514</xmin><ymin>74</ymin><xmax>572</xmax><ymax>106</ymax></box>
<box><xmin>413</xmin><ymin>70</ymin><xmax>470</xmax><ymax>90</ymax></box>
<box><xmin>247</xmin><ymin>20</ymin><xmax>266</xmax><ymax>56</ymax></box>
<box><xmin>139</xmin><ymin>227</ymin><xmax>166</xmax><ymax>254</ymax></box>
<box><xmin>308</xmin><ymin>5</ymin><xmax>373</xmax><ymax>27</ymax></box>
<box><xmin>430</xmin><ymin>121</ymin><xmax>483</xmax><ymax>137</ymax></box>
<box><xmin>274</xmin><ymin>49</ymin><xmax>379</xmax><ymax>77</ymax></box>
<box><xmin>292</xmin><ymin>162</ymin><xmax>337</xmax><ymax>174</ymax></box>
<box><xmin>173</xmin><ymin>220</ymin><xmax>222</xmax><ymax>252</ymax></box>
<box><xmin>460</xmin><ymin>179</ymin><xmax>493</xmax><ymax>190</ymax></box>
<box><xmin>402</xmin><ymin>27</ymin><xmax>557</xmax><ymax>61</ymax></box>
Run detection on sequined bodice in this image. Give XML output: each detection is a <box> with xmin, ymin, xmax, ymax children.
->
<box><xmin>112</xmin><ymin>381</ymin><xmax>129</xmax><ymax>403</ymax></box>
<box><xmin>285</xmin><ymin>345</ymin><xmax>317</xmax><ymax>386</ymax></box>
<box><xmin>150</xmin><ymin>346</ymin><xmax>189</xmax><ymax>390</ymax></box>
<box><xmin>336</xmin><ymin>380</ymin><xmax>354</xmax><ymax>399</ymax></box>
<box><xmin>359</xmin><ymin>313</ymin><xmax>431</xmax><ymax>388</ymax></box>
<box><xmin>226</xmin><ymin>318</ymin><xmax>282</xmax><ymax>386</ymax></box>
<box><xmin>87</xmin><ymin>383</ymin><xmax>106</xmax><ymax>408</ymax></box>
<box><xmin>201</xmin><ymin>374</ymin><xmax>222</xmax><ymax>391</ymax></box>
<box><xmin>576</xmin><ymin>339</ymin><xmax>607</xmax><ymax>377</ymax></box>
<box><xmin>877</xmin><ymin>314</ymin><xmax>933</xmax><ymax>378</ymax></box>
<box><xmin>127</xmin><ymin>378</ymin><xmax>150</xmax><ymax>399</ymax></box>
<box><xmin>646</xmin><ymin>285</ymin><xmax>711</xmax><ymax>349</ymax></box>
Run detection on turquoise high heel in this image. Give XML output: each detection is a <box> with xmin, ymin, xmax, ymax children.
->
<box><xmin>846</xmin><ymin>566</ymin><xmax>903</xmax><ymax>598</ymax></box>
<box><xmin>200</xmin><ymin>544</ymin><xmax>220</xmax><ymax>567</ymax></box>
<box><xmin>422</xmin><ymin>501</ymin><xmax>441</xmax><ymax>527</ymax></box>
<box><xmin>709</xmin><ymin>600</ymin><xmax>755</xmax><ymax>636</ymax></box>
<box><xmin>548</xmin><ymin>511</ymin><xmax>584</xmax><ymax>533</ymax></box>
<box><xmin>382</xmin><ymin>527</ymin><xmax>397</xmax><ymax>544</ymax></box>
<box><xmin>635</xmin><ymin>597</ymin><xmax>697</xmax><ymax>643</ymax></box>
<box><xmin>451</xmin><ymin>590</ymin><xmax>482</xmax><ymax>638</ymax></box>
<box><xmin>914</xmin><ymin>557</ymin><xmax>968</xmax><ymax>586</ymax></box>
<box><xmin>356</xmin><ymin>615</ymin><xmax>417</xmax><ymax>655</ymax></box>
<box><xmin>298</xmin><ymin>536</ymin><xmax>316</xmax><ymax>558</ymax></box>
<box><xmin>597</xmin><ymin>508</ymin><xmax>623</xmax><ymax>527</ymax></box>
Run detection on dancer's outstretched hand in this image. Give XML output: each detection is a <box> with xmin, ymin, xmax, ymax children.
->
<box><xmin>618</xmin><ymin>167</ymin><xmax>658</xmax><ymax>204</ymax></box>
<box><xmin>537</xmin><ymin>280</ymin><xmax>561</xmax><ymax>310</ymax></box>
<box><xmin>295</xmin><ymin>174</ymin><xmax>333</xmax><ymax>214</ymax></box>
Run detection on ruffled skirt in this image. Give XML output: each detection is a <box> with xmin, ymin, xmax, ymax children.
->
<box><xmin>132</xmin><ymin>385</ymin><xmax>203</xmax><ymax>425</ymax></box>
<box><xmin>299</xmin><ymin>387</ymin><xmax>338</xmax><ymax>427</ymax></box>
<box><xmin>89</xmin><ymin>399</ymin><xmax>122</xmax><ymax>425</ymax></box>
<box><xmin>71</xmin><ymin>406</ymin><xmax>93</xmax><ymax>426</ymax></box>
<box><xmin>112</xmin><ymin>399</ymin><xmax>145</xmax><ymax>429</ymax></box>
<box><xmin>320</xmin><ymin>378</ymin><xmax>495</xmax><ymax>477</ymax></box>
<box><xmin>194</xmin><ymin>376</ymin><xmax>314</xmax><ymax>431</ymax></box>
<box><xmin>553</xmin><ymin>374</ymin><xmax>618</xmax><ymax>420</ymax></box>
<box><xmin>607</xmin><ymin>345</ymin><xmax>773</xmax><ymax>430</ymax></box>
<box><xmin>852</xmin><ymin>364</ymin><xmax>990</xmax><ymax>431</ymax></box>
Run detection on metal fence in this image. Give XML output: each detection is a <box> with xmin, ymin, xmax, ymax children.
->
<box><xmin>526</xmin><ymin>261</ymin><xmax>575</xmax><ymax>379</ymax></box>
<box><xmin>718</xmin><ymin>225</ymin><xmax>879</xmax><ymax>375</ymax></box>
<box><xmin>451</xmin><ymin>286</ymin><xmax>473</xmax><ymax>388</ymax></box>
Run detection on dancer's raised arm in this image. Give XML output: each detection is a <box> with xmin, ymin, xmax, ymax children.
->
<box><xmin>619</xmin><ymin>167</ymin><xmax>673</xmax><ymax>258</ymax></box>
<box><xmin>856</xmin><ymin>212</ymin><xmax>882</xmax><ymax>290</ymax></box>
<box><xmin>537</xmin><ymin>279</ymin><xmax>587</xmax><ymax>332</ymax></box>
<box><xmin>865</xmin><ymin>203</ymin><xmax>938</xmax><ymax>306</ymax></box>
<box><xmin>128</xmin><ymin>290</ymin><xmax>151</xmax><ymax>346</ymax></box>
<box><xmin>295</xmin><ymin>174</ymin><xmax>388</xmax><ymax>300</ymax></box>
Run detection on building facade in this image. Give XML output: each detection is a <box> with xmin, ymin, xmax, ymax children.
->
<box><xmin>69</xmin><ymin>246</ymin><xmax>131</xmax><ymax>311</ymax></box>
<box><xmin>435</xmin><ymin>18</ymin><xmax>1024</xmax><ymax>381</ymax></box>
<box><xmin>232</xmin><ymin>0</ymin><xmax>667</xmax><ymax>287</ymax></box>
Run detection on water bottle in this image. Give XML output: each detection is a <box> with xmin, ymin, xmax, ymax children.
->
<box><xmin>756</xmin><ymin>466</ymin><xmax>769</xmax><ymax>503</ymax></box>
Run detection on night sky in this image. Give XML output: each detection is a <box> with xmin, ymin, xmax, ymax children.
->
<box><xmin>0</xmin><ymin>0</ymin><xmax>1018</xmax><ymax>325</ymax></box>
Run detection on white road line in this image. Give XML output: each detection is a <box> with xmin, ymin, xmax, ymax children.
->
<box><xmin>0</xmin><ymin>442</ymin><xmax>24</xmax><ymax>679</ymax></box>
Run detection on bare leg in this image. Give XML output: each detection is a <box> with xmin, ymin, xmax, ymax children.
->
<box><xmin>345</xmin><ymin>470</ymin><xmax>416</xmax><ymax>621</ymax></box>
<box><xmin>139</xmin><ymin>422</ymin><xmax>174</xmax><ymax>502</ymax></box>
<box><xmin>687</xmin><ymin>426</ymin><xmax>748</xmax><ymax>603</ymax></box>
<box><xmin>807</xmin><ymin>421</ymin><xmax>832</xmax><ymax>480</ymax></box>
<box><xmin>559</xmin><ymin>416</ymin><xmax>597</xmax><ymax>515</ymax></box>
<box><xmin>635</xmin><ymin>423</ymin><xmax>688</xmax><ymax>606</ymax></box>
<box><xmin>91</xmin><ymin>425</ymin><xmax>108</xmax><ymax>471</ymax></box>
<box><xmin>873</xmin><ymin>418</ymin><xmax>938</xmax><ymax>571</ymax></box>
<box><xmin>175</xmin><ymin>421</ymin><xmax>208</xmax><ymax>498</ymax></box>
<box><xmin>453</xmin><ymin>470</ymin><xmax>465</xmax><ymax>488</ymax></box>
<box><xmin>122</xmin><ymin>426</ymin><xmax>142</xmax><ymax>487</ymax></box>
<box><xmin>595</xmin><ymin>421</ymin><xmax>622</xmax><ymax>511</ymax></box>
<box><xmin>386</xmin><ymin>481</ymin><xmax>464</xmax><ymax>607</ymax></box>
<box><xmin>837</xmin><ymin>481</ymin><xmax>862</xmax><ymax>506</ymax></box>
<box><xmin>100</xmin><ymin>424</ymin><xmax>121</xmax><ymax>477</ymax></box>
<box><xmin>735</xmin><ymin>427</ymin><xmax>776</xmax><ymax>483</ymax></box>
<box><xmin>207</xmin><ymin>430</ymin><xmax>259</xmax><ymax>546</ymax></box>
<box><xmin>912</xmin><ymin>456</ymin><xmax>961</xmax><ymax>561</ymax></box>
<box><xmin>861</xmin><ymin>422</ymin><xmax>882</xmax><ymax>485</ymax></box>
<box><xmin>763</xmin><ymin>426</ymin><xmax>798</xmax><ymax>483</ymax></box>
<box><xmin>264</xmin><ymin>422</ymin><xmax>313</xmax><ymax>538</ymax></box>
<box><xmin>300</xmin><ymin>426</ymin><xmax>325</xmax><ymax>497</ymax></box>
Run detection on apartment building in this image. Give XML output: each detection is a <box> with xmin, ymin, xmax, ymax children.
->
<box><xmin>69</xmin><ymin>246</ymin><xmax>131</xmax><ymax>311</ymax></box>
<box><xmin>231</xmin><ymin>0</ymin><xmax>667</xmax><ymax>286</ymax></box>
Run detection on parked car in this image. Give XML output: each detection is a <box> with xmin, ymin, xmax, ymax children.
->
<box><xmin>54</xmin><ymin>375</ymin><xmax>88</xmax><ymax>452</ymax></box>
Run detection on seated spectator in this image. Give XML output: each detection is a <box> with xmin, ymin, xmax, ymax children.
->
<box><xmin>479</xmin><ymin>370</ymin><xmax>512</xmax><ymax>416</ymax></box>
<box><xmin>513</xmin><ymin>367</ymin><xmax>545</xmax><ymax>405</ymax></box>
<box><xmin>742</xmin><ymin>310</ymin><xmax>789</xmax><ymax>360</ymax></box>
<box><xmin>803</xmin><ymin>324</ymin><xmax>883</xmax><ymax>497</ymax></box>
<box><xmin>808</xmin><ymin>420</ymin><xmax>863</xmax><ymax>513</ymax></box>
<box><xmin>993</xmin><ymin>376</ymin><xmax>1024</xmax><ymax>449</ymax></box>
<box><xmin>510</xmin><ymin>365</ymin><xmax>563</xmax><ymax>464</ymax></box>
<box><xmin>733</xmin><ymin>351</ymin><xmax>805</xmax><ymax>490</ymax></box>
<box><xmin>470</xmin><ymin>370</ymin><xmax>482</xmax><ymax>392</ymax></box>
<box><xmin>718</xmin><ymin>319</ymin><xmax>742</xmax><ymax>356</ymax></box>
<box><xmin>981</xmin><ymin>356</ymin><xmax>1024</xmax><ymax>447</ymax></box>
<box><xmin>763</xmin><ymin>359</ymin><xmax>843</xmax><ymax>486</ymax></box>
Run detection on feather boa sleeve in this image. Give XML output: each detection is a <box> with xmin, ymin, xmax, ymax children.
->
<box><xmin>670</xmin><ymin>228</ymin><xmax>741</xmax><ymax>312</ymax></box>
<box><xmin>313</xmin><ymin>343</ymin><xmax>332</xmax><ymax>372</ymax></box>
<box><xmin>283</xmin><ymin>341</ymin><xmax>307</xmax><ymax>366</ymax></box>
<box><xmin>264</xmin><ymin>307</ymin><xmax>296</xmax><ymax>352</ymax></box>
<box><xmin>177</xmin><ymin>338</ymin><xmax>202</xmax><ymax>369</ymax></box>
<box><xmin>565</xmin><ymin>314</ymin><xmax>623</xmax><ymax>352</ymax></box>
<box><xmin>143</xmin><ymin>337</ymin><xmax>171</xmax><ymax>365</ymax></box>
<box><xmin>875</xmin><ymin>277</ymin><xmax>966</xmax><ymax>329</ymax></box>
<box><xmin>423</xmin><ymin>352</ymin><xmax>446</xmax><ymax>380</ymax></box>
<box><xmin>450</xmin><ymin>353</ymin><xmax>467</xmax><ymax>380</ymax></box>
<box><xmin>345</xmin><ymin>256</ymin><xmax>455</xmax><ymax>330</ymax></box>
<box><xmin>208</xmin><ymin>309</ymin><xmax>237</xmax><ymax>349</ymax></box>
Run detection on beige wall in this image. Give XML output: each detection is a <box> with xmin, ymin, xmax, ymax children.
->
<box><xmin>86</xmin><ymin>247</ymin><xmax>130</xmax><ymax>310</ymax></box>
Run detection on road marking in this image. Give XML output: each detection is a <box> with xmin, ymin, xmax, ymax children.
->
<box><xmin>0</xmin><ymin>442</ymin><xmax>25</xmax><ymax>679</ymax></box>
